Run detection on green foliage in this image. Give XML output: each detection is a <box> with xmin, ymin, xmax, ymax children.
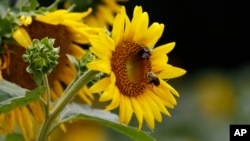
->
<box><xmin>63</xmin><ymin>0</ymin><xmax>97</xmax><ymax>12</ymax></box>
<box><xmin>67</xmin><ymin>53</ymin><xmax>104</xmax><ymax>88</ymax></box>
<box><xmin>0</xmin><ymin>79</ymin><xmax>46</xmax><ymax>114</ymax></box>
<box><xmin>4</xmin><ymin>133</ymin><xmax>25</xmax><ymax>141</ymax></box>
<box><xmin>14</xmin><ymin>0</ymin><xmax>39</xmax><ymax>12</ymax></box>
<box><xmin>56</xmin><ymin>104</ymin><xmax>155</xmax><ymax>141</ymax></box>
<box><xmin>67</xmin><ymin>51</ymin><xmax>95</xmax><ymax>75</ymax></box>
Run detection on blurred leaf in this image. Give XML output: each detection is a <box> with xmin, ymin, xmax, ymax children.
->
<box><xmin>0</xmin><ymin>0</ymin><xmax>9</xmax><ymax>17</ymax></box>
<box><xmin>0</xmin><ymin>10</ymin><xmax>19</xmax><ymax>37</ymax></box>
<box><xmin>56</xmin><ymin>104</ymin><xmax>155</xmax><ymax>141</ymax></box>
<box><xmin>66</xmin><ymin>54</ymin><xmax>80</xmax><ymax>72</ymax></box>
<box><xmin>64</xmin><ymin>0</ymin><xmax>93</xmax><ymax>12</ymax></box>
<box><xmin>14</xmin><ymin>0</ymin><xmax>39</xmax><ymax>11</ymax></box>
<box><xmin>0</xmin><ymin>79</ymin><xmax>46</xmax><ymax>114</ymax></box>
<box><xmin>4</xmin><ymin>133</ymin><xmax>25</xmax><ymax>141</ymax></box>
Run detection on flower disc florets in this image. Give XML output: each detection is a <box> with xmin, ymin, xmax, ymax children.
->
<box><xmin>23</xmin><ymin>37</ymin><xmax>60</xmax><ymax>75</ymax></box>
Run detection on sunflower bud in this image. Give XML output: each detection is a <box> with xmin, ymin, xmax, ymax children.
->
<box><xmin>79</xmin><ymin>51</ymin><xmax>95</xmax><ymax>73</ymax></box>
<box><xmin>23</xmin><ymin>37</ymin><xmax>60</xmax><ymax>75</ymax></box>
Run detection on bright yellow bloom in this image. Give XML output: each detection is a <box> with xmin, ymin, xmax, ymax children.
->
<box><xmin>195</xmin><ymin>73</ymin><xmax>235</xmax><ymax>120</ymax></box>
<box><xmin>50</xmin><ymin>120</ymin><xmax>109</xmax><ymax>141</ymax></box>
<box><xmin>1</xmin><ymin>9</ymin><xmax>96</xmax><ymax>140</ymax></box>
<box><xmin>82</xmin><ymin>0</ymin><xmax>126</xmax><ymax>28</ymax></box>
<box><xmin>87</xmin><ymin>6</ymin><xmax>186</xmax><ymax>130</ymax></box>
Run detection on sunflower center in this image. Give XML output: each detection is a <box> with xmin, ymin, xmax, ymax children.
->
<box><xmin>111</xmin><ymin>41</ymin><xmax>151</xmax><ymax>97</ymax></box>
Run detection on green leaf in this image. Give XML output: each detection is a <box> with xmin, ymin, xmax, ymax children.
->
<box><xmin>0</xmin><ymin>79</ymin><xmax>46</xmax><ymax>114</ymax></box>
<box><xmin>14</xmin><ymin>0</ymin><xmax>39</xmax><ymax>11</ymax></box>
<box><xmin>33</xmin><ymin>72</ymin><xmax>43</xmax><ymax>86</ymax></box>
<box><xmin>56</xmin><ymin>104</ymin><xmax>155</xmax><ymax>141</ymax></box>
<box><xmin>0</xmin><ymin>0</ymin><xmax>9</xmax><ymax>17</ymax></box>
<box><xmin>4</xmin><ymin>133</ymin><xmax>25</xmax><ymax>141</ymax></box>
<box><xmin>66</xmin><ymin>54</ymin><xmax>80</xmax><ymax>72</ymax></box>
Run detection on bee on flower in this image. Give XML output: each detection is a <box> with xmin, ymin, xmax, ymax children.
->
<box><xmin>87</xmin><ymin>6</ymin><xmax>186</xmax><ymax>130</ymax></box>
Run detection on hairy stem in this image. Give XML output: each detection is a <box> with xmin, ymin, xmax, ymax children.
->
<box><xmin>43</xmin><ymin>74</ymin><xmax>50</xmax><ymax>118</ymax></box>
<box><xmin>36</xmin><ymin>70</ymin><xmax>98</xmax><ymax>141</ymax></box>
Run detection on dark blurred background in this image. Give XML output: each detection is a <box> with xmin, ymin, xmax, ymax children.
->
<box><xmin>38</xmin><ymin>0</ymin><xmax>250</xmax><ymax>72</ymax></box>
<box><xmin>27</xmin><ymin>1</ymin><xmax>250</xmax><ymax>141</ymax></box>
<box><xmin>123</xmin><ymin>0</ymin><xmax>249</xmax><ymax>71</ymax></box>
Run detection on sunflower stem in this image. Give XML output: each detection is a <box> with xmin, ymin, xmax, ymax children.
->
<box><xmin>43</xmin><ymin>74</ymin><xmax>51</xmax><ymax>119</ymax></box>
<box><xmin>36</xmin><ymin>70</ymin><xmax>98</xmax><ymax>141</ymax></box>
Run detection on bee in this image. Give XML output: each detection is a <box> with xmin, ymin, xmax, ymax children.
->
<box><xmin>138</xmin><ymin>47</ymin><xmax>151</xmax><ymax>59</ymax></box>
<box><xmin>147</xmin><ymin>72</ymin><xmax>160</xmax><ymax>86</ymax></box>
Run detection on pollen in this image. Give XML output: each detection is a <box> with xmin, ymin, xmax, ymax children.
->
<box><xmin>111</xmin><ymin>41</ymin><xmax>151</xmax><ymax>97</ymax></box>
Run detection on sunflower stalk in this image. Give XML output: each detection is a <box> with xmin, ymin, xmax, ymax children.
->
<box><xmin>36</xmin><ymin>70</ymin><xmax>99</xmax><ymax>141</ymax></box>
<box><xmin>42</xmin><ymin>74</ymin><xmax>51</xmax><ymax>119</ymax></box>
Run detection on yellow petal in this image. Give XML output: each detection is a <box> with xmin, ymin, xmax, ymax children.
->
<box><xmin>50</xmin><ymin>88</ymin><xmax>58</xmax><ymax>101</ymax></box>
<box><xmin>153</xmin><ymin>81</ymin><xmax>177</xmax><ymax>106</ymax></box>
<box><xmin>143</xmin><ymin>91</ymin><xmax>162</xmax><ymax>122</ymax></box>
<box><xmin>98</xmin><ymin>5</ymin><xmax>115</xmax><ymax>25</ymax></box>
<box><xmin>36</xmin><ymin>9</ymin><xmax>92</xmax><ymax>25</ymax></box>
<box><xmin>133</xmin><ymin>12</ymin><xmax>149</xmax><ymax>42</ymax></box>
<box><xmin>69</xmin><ymin>43</ymin><xmax>86</xmax><ymax>59</ymax></box>
<box><xmin>122</xmin><ymin>6</ymin><xmax>132</xmax><ymax>41</ymax></box>
<box><xmin>14</xmin><ymin>108</ymin><xmax>29</xmax><ymax>141</ymax></box>
<box><xmin>152</xmin><ymin>42</ymin><xmax>175</xmax><ymax>56</ymax></box>
<box><xmin>137</xmin><ymin>96</ymin><xmax>155</xmax><ymax>129</ymax></box>
<box><xmin>119</xmin><ymin>95</ymin><xmax>133</xmax><ymax>124</ymax></box>
<box><xmin>78</xmin><ymin>91</ymin><xmax>92</xmax><ymax>105</ymax></box>
<box><xmin>119</xmin><ymin>94</ymin><xmax>126</xmax><ymax>123</ymax></box>
<box><xmin>124</xmin><ymin>96</ymin><xmax>133</xmax><ymax>124</ymax></box>
<box><xmin>35</xmin><ymin>10</ymin><xmax>67</xmax><ymax>24</ymax></box>
<box><xmin>138</xmin><ymin>23</ymin><xmax>164</xmax><ymax>48</ymax></box>
<box><xmin>58</xmin><ymin>68</ymin><xmax>75</xmax><ymax>85</ymax></box>
<box><xmin>112</xmin><ymin>11</ymin><xmax>124</xmax><ymax>45</ymax></box>
<box><xmin>86</xmin><ymin>59</ymin><xmax>111</xmax><ymax>74</ymax></box>
<box><xmin>127</xmin><ymin>6</ymin><xmax>143</xmax><ymax>41</ymax></box>
<box><xmin>63</xmin><ymin>9</ymin><xmax>92</xmax><ymax>21</ymax></box>
<box><xmin>150</xmin><ymin>55</ymin><xmax>168</xmax><ymax>72</ymax></box>
<box><xmin>20</xmin><ymin>16</ymin><xmax>32</xmax><ymax>26</ymax></box>
<box><xmin>99</xmin><ymin>74</ymin><xmax>116</xmax><ymax>101</ymax></box>
<box><xmin>21</xmin><ymin>107</ymin><xmax>34</xmax><ymax>139</ymax></box>
<box><xmin>28</xmin><ymin>101</ymin><xmax>44</xmax><ymax>123</ymax></box>
<box><xmin>158</xmin><ymin>64</ymin><xmax>187</xmax><ymax>79</ymax></box>
<box><xmin>99</xmin><ymin>29</ymin><xmax>116</xmax><ymax>51</ymax></box>
<box><xmin>82</xmin><ymin>85</ymin><xmax>94</xmax><ymax>100</ymax></box>
<box><xmin>53</xmin><ymin>80</ymin><xmax>64</xmax><ymax>97</ymax></box>
<box><xmin>105</xmin><ymin>86</ymin><xmax>120</xmax><ymax>110</ymax></box>
<box><xmin>12</xmin><ymin>28</ymin><xmax>32</xmax><ymax>48</ymax></box>
<box><xmin>89</xmin><ymin>43</ymin><xmax>112</xmax><ymax>60</ymax></box>
<box><xmin>4</xmin><ymin>112</ymin><xmax>15</xmax><ymax>133</ymax></box>
<box><xmin>89</xmin><ymin>77</ymin><xmax>110</xmax><ymax>93</ymax></box>
<box><xmin>145</xmin><ymin>90</ymin><xmax>171</xmax><ymax>117</ymax></box>
<box><xmin>160</xmin><ymin>79</ymin><xmax>180</xmax><ymax>97</ymax></box>
<box><xmin>131</xmin><ymin>97</ymin><xmax>143</xmax><ymax>130</ymax></box>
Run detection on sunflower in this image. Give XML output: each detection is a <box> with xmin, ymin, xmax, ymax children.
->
<box><xmin>0</xmin><ymin>9</ymin><xmax>96</xmax><ymax>140</ymax></box>
<box><xmin>87</xmin><ymin>6</ymin><xmax>186</xmax><ymax>130</ymax></box>
<box><xmin>64</xmin><ymin>0</ymin><xmax>127</xmax><ymax>28</ymax></box>
<box><xmin>50</xmin><ymin>120</ymin><xmax>109</xmax><ymax>141</ymax></box>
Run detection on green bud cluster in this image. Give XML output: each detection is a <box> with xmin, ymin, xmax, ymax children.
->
<box><xmin>79</xmin><ymin>51</ymin><xmax>95</xmax><ymax>73</ymax></box>
<box><xmin>23</xmin><ymin>37</ymin><xmax>60</xmax><ymax>75</ymax></box>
